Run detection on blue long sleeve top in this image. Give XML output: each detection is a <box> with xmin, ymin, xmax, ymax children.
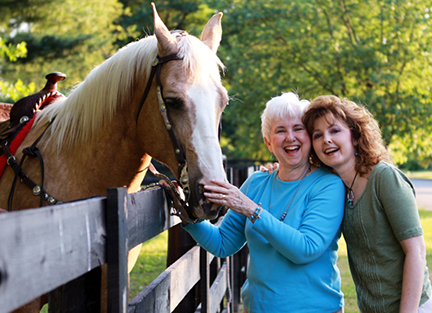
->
<box><xmin>184</xmin><ymin>167</ymin><xmax>345</xmax><ymax>313</ymax></box>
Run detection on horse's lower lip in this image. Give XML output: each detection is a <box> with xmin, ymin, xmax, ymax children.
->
<box><xmin>195</xmin><ymin>201</ymin><xmax>221</xmax><ymax>220</ymax></box>
<box><xmin>207</xmin><ymin>204</ymin><xmax>222</xmax><ymax>220</ymax></box>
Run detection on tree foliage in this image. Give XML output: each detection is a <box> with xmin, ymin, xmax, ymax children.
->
<box><xmin>0</xmin><ymin>0</ymin><xmax>124</xmax><ymax>89</ymax></box>
<box><xmin>208</xmin><ymin>0</ymin><xmax>432</xmax><ymax>164</ymax></box>
<box><xmin>116</xmin><ymin>0</ymin><xmax>216</xmax><ymax>45</ymax></box>
<box><xmin>1</xmin><ymin>0</ymin><xmax>431</xmax><ymax>166</ymax></box>
<box><xmin>0</xmin><ymin>37</ymin><xmax>34</xmax><ymax>102</ymax></box>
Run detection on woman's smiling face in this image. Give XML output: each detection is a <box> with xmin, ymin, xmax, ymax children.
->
<box><xmin>264</xmin><ymin>114</ymin><xmax>311</xmax><ymax>171</ymax></box>
<box><xmin>311</xmin><ymin>114</ymin><xmax>357</xmax><ymax>172</ymax></box>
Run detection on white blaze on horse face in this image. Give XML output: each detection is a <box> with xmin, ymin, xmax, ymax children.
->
<box><xmin>187</xmin><ymin>84</ymin><xmax>226</xmax><ymax>183</ymax></box>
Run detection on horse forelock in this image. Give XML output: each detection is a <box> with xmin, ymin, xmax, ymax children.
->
<box><xmin>34</xmin><ymin>33</ymin><xmax>224</xmax><ymax>151</ymax></box>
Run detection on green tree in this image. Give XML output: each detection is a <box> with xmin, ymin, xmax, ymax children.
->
<box><xmin>116</xmin><ymin>0</ymin><xmax>216</xmax><ymax>46</ymax></box>
<box><xmin>208</xmin><ymin>0</ymin><xmax>432</xmax><ymax>164</ymax></box>
<box><xmin>0</xmin><ymin>0</ymin><xmax>124</xmax><ymax>90</ymax></box>
<box><xmin>0</xmin><ymin>38</ymin><xmax>35</xmax><ymax>102</ymax></box>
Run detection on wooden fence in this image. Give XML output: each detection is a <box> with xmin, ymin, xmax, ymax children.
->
<box><xmin>0</xmin><ymin>165</ymin><xmax>254</xmax><ymax>313</ymax></box>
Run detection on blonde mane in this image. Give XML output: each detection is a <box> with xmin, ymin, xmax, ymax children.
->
<box><xmin>35</xmin><ymin>33</ymin><xmax>224</xmax><ymax>150</ymax></box>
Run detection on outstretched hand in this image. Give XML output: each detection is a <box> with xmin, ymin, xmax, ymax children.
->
<box><xmin>204</xmin><ymin>180</ymin><xmax>257</xmax><ymax>218</ymax></box>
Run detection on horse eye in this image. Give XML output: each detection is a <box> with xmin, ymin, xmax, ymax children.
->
<box><xmin>165</xmin><ymin>97</ymin><xmax>184</xmax><ymax>110</ymax></box>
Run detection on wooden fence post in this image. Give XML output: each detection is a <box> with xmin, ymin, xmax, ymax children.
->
<box><xmin>199</xmin><ymin>247</ymin><xmax>210</xmax><ymax>313</ymax></box>
<box><xmin>106</xmin><ymin>188</ymin><xmax>129</xmax><ymax>313</ymax></box>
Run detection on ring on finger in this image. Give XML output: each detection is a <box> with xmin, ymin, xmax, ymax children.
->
<box><xmin>222</xmin><ymin>195</ymin><xmax>225</xmax><ymax>200</ymax></box>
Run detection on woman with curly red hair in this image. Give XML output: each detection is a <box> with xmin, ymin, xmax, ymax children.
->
<box><xmin>303</xmin><ymin>95</ymin><xmax>432</xmax><ymax>312</ymax></box>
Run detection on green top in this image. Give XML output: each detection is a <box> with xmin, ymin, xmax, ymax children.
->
<box><xmin>342</xmin><ymin>161</ymin><xmax>431</xmax><ymax>313</ymax></box>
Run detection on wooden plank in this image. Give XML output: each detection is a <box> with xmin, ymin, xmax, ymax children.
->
<box><xmin>0</xmin><ymin>198</ymin><xmax>106</xmax><ymax>313</ymax></box>
<box><xmin>126</xmin><ymin>187</ymin><xmax>180</xmax><ymax>251</ymax></box>
<box><xmin>128</xmin><ymin>245</ymin><xmax>201</xmax><ymax>313</ymax></box>
<box><xmin>107</xmin><ymin>188</ymin><xmax>129</xmax><ymax>313</ymax></box>
<box><xmin>209</xmin><ymin>263</ymin><xmax>227</xmax><ymax>313</ymax></box>
<box><xmin>200</xmin><ymin>248</ymin><xmax>210</xmax><ymax>313</ymax></box>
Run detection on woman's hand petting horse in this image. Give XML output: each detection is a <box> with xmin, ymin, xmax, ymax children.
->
<box><xmin>159</xmin><ymin>179</ymin><xmax>259</xmax><ymax>224</ymax></box>
<box><xmin>203</xmin><ymin>180</ymin><xmax>257</xmax><ymax>218</ymax></box>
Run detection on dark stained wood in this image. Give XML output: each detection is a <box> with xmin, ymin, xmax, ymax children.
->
<box><xmin>106</xmin><ymin>188</ymin><xmax>129</xmax><ymax>313</ymax></box>
<box><xmin>0</xmin><ymin>197</ymin><xmax>106</xmax><ymax>313</ymax></box>
<box><xmin>128</xmin><ymin>245</ymin><xmax>201</xmax><ymax>313</ymax></box>
<box><xmin>0</xmin><ymin>163</ymin><xmax>252</xmax><ymax>313</ymax></box>
<box><xmin>127</xmin><ymin>187</ymin><xmax>180</xmax><ymax>251</ymax></box>
<box><xmin>208</xmin><ymin>262</ymin><xmax>228</xmax><ymax>313</ymax></box>
<box><xmin>48</xmin><ymin>266</ymin><xmax>102</xmax><ymax>313</ymax></box>
<box><xmin>200</xmin><ymin>247</ymin><xmax>210</xmax><ymax>313</ymax></box>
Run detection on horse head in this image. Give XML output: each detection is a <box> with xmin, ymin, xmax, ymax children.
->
<box><xmin>136</xmin><ymin>5</ymin><xmax>229</xmax><ymax>221</ymax></box>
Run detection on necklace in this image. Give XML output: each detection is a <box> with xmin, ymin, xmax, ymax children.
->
<box><xmin>269</xmin><ymin>164</ymin><xmax>311</xmax><ymax>222</ymax></box>
<box><xmin>346</xmin><ymin>171</ymin><xmax>358</xmax><ymax>206</ymax></box>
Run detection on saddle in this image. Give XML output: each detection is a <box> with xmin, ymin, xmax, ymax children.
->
<box><xmin>0</xmin><ymin>72</ymin><xmax>66</xmax><ymax>153</ymax></box>
<box><xmin>0</xmin><ymin>73</ymin><xmax>67</xmax><ymax>210</ymax></box>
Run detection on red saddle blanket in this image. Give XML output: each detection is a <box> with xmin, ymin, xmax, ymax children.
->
<box><xmin>0</xmin><ymin>116</ymin><xmax>36</xmax><ymax>178</ymax></box>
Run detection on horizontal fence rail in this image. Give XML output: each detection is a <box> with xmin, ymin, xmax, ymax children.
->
<box><xmin>0</xmin><ymin>164</ymin><xmax>255</xmax><ymax>313</ymax></box>
<box><xmin>0</xmin><ymin>197</ymin><xmax>106</xmax><ymax>313</ymax></box>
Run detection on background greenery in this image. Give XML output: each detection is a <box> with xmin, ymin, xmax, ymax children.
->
<box><xmin>1</xmin><ymin>0</ymin><xmax>431</xmax><ymax>168</ymax></box>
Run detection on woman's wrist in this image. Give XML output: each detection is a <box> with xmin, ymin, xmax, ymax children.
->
<box><xmin>248</xmin><ymin>203</ymin><xmax>263</xmax><ymax>223</ymax></box>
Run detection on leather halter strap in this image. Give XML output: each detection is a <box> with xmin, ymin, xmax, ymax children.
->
<box><xmin>135</xmin><ymin>51</ymin><xmax>205</xmax><ymax>223</ymax></box>
<box><xmin>135</xmin><ymin>54</ymin><xmax>186</xmax><ymax>168</ymax></box>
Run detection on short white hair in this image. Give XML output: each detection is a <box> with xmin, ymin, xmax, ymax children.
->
<box><xmin>260</xmin><ymin>92</ymin><xmax>311</xmax><ymax>141</ymax></box>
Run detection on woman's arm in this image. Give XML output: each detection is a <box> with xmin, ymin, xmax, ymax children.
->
<box><xmin>399</xmin><ymin>235</ymin><xmax>427</xmax><ymax>313</ymax></box>
<box><xmin>205</xmin><ymin>176</ymin><xmax>345</xmax><ymax>264</ymax></box>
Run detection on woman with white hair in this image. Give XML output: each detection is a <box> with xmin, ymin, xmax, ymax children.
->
<box><xmin>177</xmin><ymin>92</ymin><xmax>346</xmax><ymax>312</ymax></box>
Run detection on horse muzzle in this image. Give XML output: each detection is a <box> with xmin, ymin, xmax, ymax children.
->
<box><xmin>189</xmin><ymin>182</ymin><xmax>222</xmax><ymax>221</ymax></box>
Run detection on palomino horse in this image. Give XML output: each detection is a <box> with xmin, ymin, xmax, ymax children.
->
<box><xmin>0</xmin><ymin>4</ymin><xmax>228</xmax><ymax>312</ymax></box>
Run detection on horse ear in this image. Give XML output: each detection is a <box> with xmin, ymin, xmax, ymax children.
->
<box><xmin>152</xmin><ymin>3</ymin><xmax>177</xmax><ymax>55</ymax></box>
<box><xmin>200</xmin><ymin>12</ymin><xmax>223</xmax><ymax>53</ymax></box>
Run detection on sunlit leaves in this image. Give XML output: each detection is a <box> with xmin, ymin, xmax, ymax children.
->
<box><xmin>206</xmin><ymin>0</ymin><xmax>432</xmax><ymax>164</ymax></box>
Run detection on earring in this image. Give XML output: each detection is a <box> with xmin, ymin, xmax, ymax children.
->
<box><xmin>355</xmin><ymin>152</ymin><xmax>358</xmax><ymax>156</ymax></box>
<box><xmin>271</xmin><ymin>153</ymin><xmax>274</xmax><ymax>159</ymax></box>
<box><xmin>309</xmin><ymin>155</ymin><xmax>313</xmax><ymax>164</ymax></box>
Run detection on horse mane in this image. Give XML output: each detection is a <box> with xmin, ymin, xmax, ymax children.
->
<box><xmin>34</xmin><ymin>33</ymin><xmax>224</xmax><ymax>150</ymax></box>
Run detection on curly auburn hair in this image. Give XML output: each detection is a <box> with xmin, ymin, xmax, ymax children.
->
<box><xmin>302</xmin><ymin>95</ymin><xmax>392</xmax><ymax>176</ymax></box>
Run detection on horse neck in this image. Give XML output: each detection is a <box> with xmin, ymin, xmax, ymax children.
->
<box><xmin>41</xmin><ymin>116</ymin><xmax>151</xmax><ymax>198</ymax></box>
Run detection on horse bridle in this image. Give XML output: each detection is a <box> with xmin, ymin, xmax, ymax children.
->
<box><xmin>136</xmin><ymin>32</ymin><xmax>204</xmax><ymax>224</ymax></box>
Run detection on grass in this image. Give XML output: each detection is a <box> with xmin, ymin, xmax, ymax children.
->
<box><xmin>129</xmin><ymin>230</ymin><xmax>169</xmax><ymax>299</ymax></box>
<box><xmin>404</xmin><ymin>170</ymin><xmax>432</xmax><ymax>180</ymax></box>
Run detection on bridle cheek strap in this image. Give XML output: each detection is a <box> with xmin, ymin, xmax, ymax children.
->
<box><xmin>136</xmin><ymin>53</ymin><xmax>197</xmax><ymax>220</ymax></box>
